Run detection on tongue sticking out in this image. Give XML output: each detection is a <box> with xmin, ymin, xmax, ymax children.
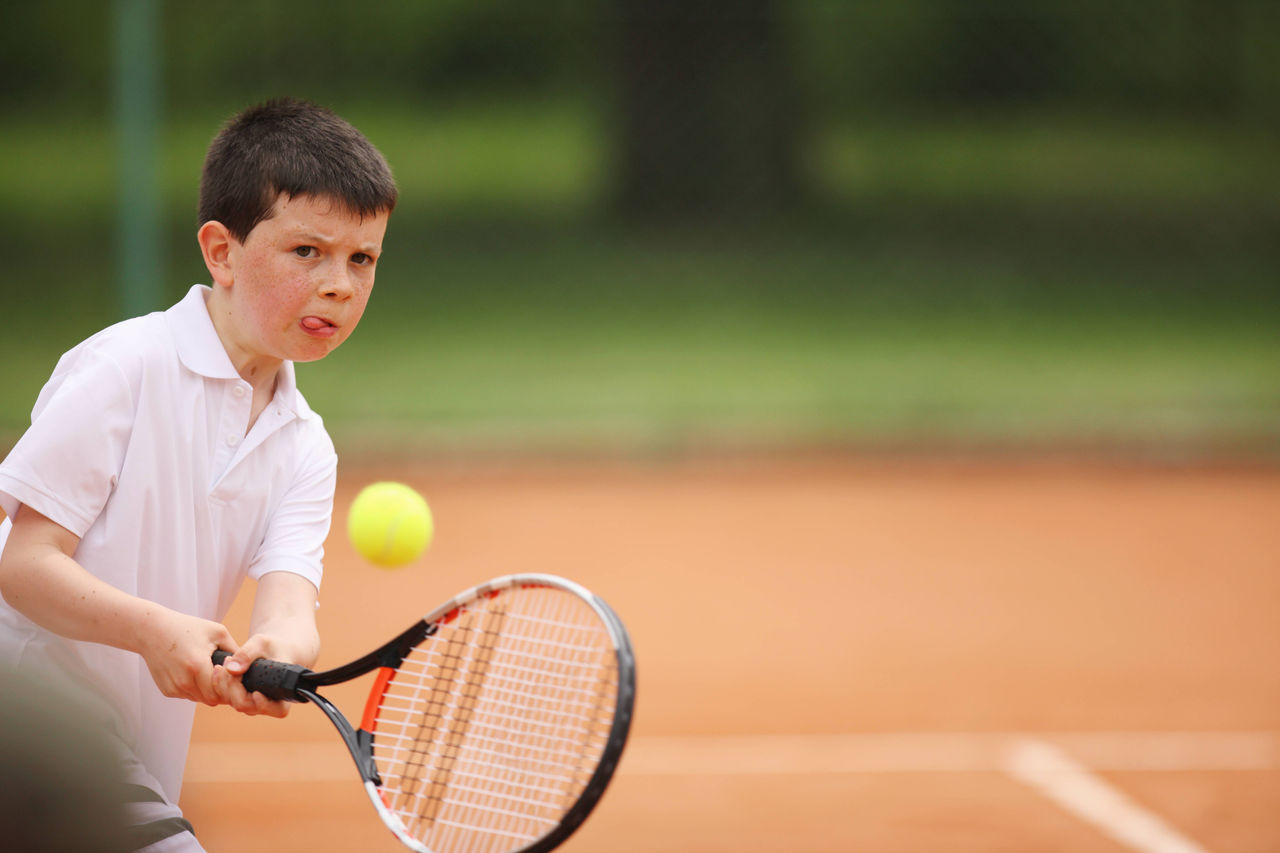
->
<box><xmin>301</xmin><ymin>317</ymin><xmax>330</xmax><ymax>331</ymax></box>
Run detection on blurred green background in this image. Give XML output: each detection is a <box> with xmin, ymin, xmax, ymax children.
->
<box><xmin>2</xmin><ymin>0</ymin><xmax>1277</xmax><ymax>460</ymax></box>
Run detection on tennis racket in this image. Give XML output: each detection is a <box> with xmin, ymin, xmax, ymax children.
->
<box><xmin>212</xmin><ymin>573</ymin><xmax>635</xmax><ymax>853</ymax></box>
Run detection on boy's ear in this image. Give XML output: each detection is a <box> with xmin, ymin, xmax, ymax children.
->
<box><xmin>197</xmin><ymin>221</ymin><xmax>236</xmax><ymax>288</ymax></box>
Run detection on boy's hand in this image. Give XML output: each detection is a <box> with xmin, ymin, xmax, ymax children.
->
<box><xmin>210</xmin><ymin>634</ymin><xmax>296</xmax><ymax>719</ymax></box>
<box><xmin>212</xmin><ymin>571</ymin><xmax>321</xmax><ymax>719</ymax></box>
<box><xmin>135</xmin><ymin>608</ymin><xmax>237</xmax><ymax>707</ymax></box>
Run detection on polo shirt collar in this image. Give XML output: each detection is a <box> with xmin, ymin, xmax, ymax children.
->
<box><xmin>273</xmin><ymin>356</ymin><xmax>312</xmax><ymax>420</ymax></box>
<box><xmin>165</xmin><ymin>285</ymin><xmax>314</xmax><ymax>420</ymax></box>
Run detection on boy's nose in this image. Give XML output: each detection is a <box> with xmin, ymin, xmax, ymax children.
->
<box><xmin>321</xmin><ymin>267</ymin><xmax>354</xmax><ymax>299</ymax></box>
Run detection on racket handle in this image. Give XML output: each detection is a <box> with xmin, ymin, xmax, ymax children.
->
<box><xmin>211</xmin><ymin>650</ymin><xmax>310</xmax><ymax>702</ymax></box>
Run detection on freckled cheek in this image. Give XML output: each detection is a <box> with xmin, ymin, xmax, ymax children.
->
<box><xmin>272</xmin><ymin>269</ymin><xmax>319</xmax><ymax>312</ymax></box>
<box><xmin>349</xmin><ymin>282</ymin><xmax>375</xmax><ymax>322</ymax></box>
<box><xmin>243</xmin><ymin>260</ymin><xmax>313</xmax><ymax>329</ymax></box>
<box><xmin>264</xmin><ymin>289</ymin><xmax>310</xmax><ymax>332</ymax></box>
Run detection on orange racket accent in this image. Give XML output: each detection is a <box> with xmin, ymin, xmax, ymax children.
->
<box><xmin>360</xmin><ymin>666</ymin><xmax>396</xmax><ymax>732</ymax></box>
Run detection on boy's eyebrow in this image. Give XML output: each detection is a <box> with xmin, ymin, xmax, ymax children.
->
<box><xmin>291</xmin><ymin>229</ymin><xmax>382</xmax><ymax>254</ymax></box>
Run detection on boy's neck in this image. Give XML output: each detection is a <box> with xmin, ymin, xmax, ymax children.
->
<box><xmin>246</xmin><ymin>375</ymin><xmax>279</xmax><ymax>433</ymax></box>
<box><xmin>202</xmin><ymin>287</ymin><xmax>284</xmax><ymax>395</ymax></box>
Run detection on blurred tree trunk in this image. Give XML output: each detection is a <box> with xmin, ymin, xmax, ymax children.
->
<box><xmin>606</xmin><ymin>0</ymin><xmax>804</xmax><ymax>221</ymax></box>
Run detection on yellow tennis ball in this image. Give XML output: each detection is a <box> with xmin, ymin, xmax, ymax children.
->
<box><xmin>347</xmin><ymin>482</ymin><xmax>433</xmax><ymax>568</ymax></box>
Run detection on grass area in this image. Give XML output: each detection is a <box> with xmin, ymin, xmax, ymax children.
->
<box><xmin>299</xmin><ymin>228</ymin><xmax>1278</xmax><ymax>455</ymax></box>
<box><xmin>2</xmin><ymin>103</ymin><xmax>1277</xmax><ymax>457</ymax></box>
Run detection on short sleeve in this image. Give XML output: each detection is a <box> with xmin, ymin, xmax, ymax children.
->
<box><xmin>245</xmin><ymin>430</ymin><xmax>337</xmax><ymax>589</ymax></box>
<box><xmin>0</xmin><ymin>344</ymin><xmax>137</xmax><ymax>536</ymax></box>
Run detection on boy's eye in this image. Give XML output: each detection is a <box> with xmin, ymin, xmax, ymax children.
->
<box><xmin>294</xmin><ymin>246</ymin><xmax>316</xmax><ymax>258</ymax></box>
<box><xmin>351</xmin><ymin>252</ymin><xmax>372</xmax><ymax>265</ymax></box>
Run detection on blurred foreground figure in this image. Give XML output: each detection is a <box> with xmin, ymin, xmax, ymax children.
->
<box><xmin>0</xmin><ymin>670</ymin><xmax>130</xmax><ymax>853</ymax></box>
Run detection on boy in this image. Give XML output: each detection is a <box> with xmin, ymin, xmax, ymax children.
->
<box><xmin>0</xmin><ymin>98</ymin><xmax>396</xmax><ymax>852</ymax></box>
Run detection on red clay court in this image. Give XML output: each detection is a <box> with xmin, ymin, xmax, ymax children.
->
<box><xmin>185</xmin><ymin>454</ymin><xmax>1280</xmax><ymax>852</ymax></box>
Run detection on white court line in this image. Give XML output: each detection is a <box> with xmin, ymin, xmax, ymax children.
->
<box><xmin>1006</xmin><ymin>738</ymin><xmax>1210</xmax><ymax>853</ymax></box>
<box><xmin>185</xmin><ymin>731</ymin><xmax>1280</xmax><ymax>783</ymax></box>
<box><xmin>186</xmin><ymin>732</ymin><xmax>1277</xmax><ymax>853</ymax></box>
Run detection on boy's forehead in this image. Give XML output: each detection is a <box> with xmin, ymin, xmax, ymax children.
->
<box><xmin>270</xmin><ymin>191</ymin><xmax>353</xmax><ymax>218</ymax></box>
<box><xmin>259</xmin><ymin>192</ymin><xmax>388</xmax><ymax>237</ymax></box>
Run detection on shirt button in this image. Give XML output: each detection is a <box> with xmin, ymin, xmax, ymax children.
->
<box><xmin>226</xmin><ymin>433</ymin><xmax>240</xmax><ymax>446</ymax></box>
<box><xmin>232</xmin><ymin>385</ymin><xmax>246</xmax><ymax>398</ymax></box>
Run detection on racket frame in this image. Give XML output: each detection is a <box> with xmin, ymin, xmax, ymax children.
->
<box><xmin>217</xmin><ymin>573</ymin><xmax>635</xmax><ymax>853</ymax></box>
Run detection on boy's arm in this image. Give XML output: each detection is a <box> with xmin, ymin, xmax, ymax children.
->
<box><xmin>0</xmin><ymin>504</ymin><xmax>237</xmax><ymax>706</ymax></box>
<box><xmin>242</xmin><ymin>570</ymin><xmax>321</xmax><ymax>668</ymax></box>
<box><xmin>211</xmin><ymin>571</ymin><xmax>320</xmax><ymax>719</ymax></box>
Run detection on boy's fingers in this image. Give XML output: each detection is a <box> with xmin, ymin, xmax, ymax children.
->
<box><xmin>209</xmin><ymin>665</ymin><xmax>235</xmax><ymax>704</ymax></box>
<box><xmin>209</xmin><ymin>657</ymin><xmax>287</xmax><ymax>717</ymax></box>
<box><xmin>193</xmin><ymin>658</ymin><xmax>223</xmax><ymax>706</ymax></box>
<box><xmin>223</xmin><ymin>649</ymin><xmax>256</xmax><ymax>675</ymax></box>
<box><xmin>259</xmin><ymin>698</ymin><xmax>289</xmax><ymax>719</ymax></box>
<box><xmin>249</xmin><ymin>693</ymin><xmax>288</xmax><ymax>718</ymax></box>
<box><xmin>215</xmin><ymin>669</ymin><xmax>257</xmax><ymax>713</ymax></box>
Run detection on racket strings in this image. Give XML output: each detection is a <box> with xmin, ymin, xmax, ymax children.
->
<box><xmin>369</xmin><ymin>586</ymin><xmax>618</xmax><ymax>853</ymax></box>
<box><xmin>398</xmin><ymin>602</ymin><xmax>507</xmax><ymax>825</ymax></box>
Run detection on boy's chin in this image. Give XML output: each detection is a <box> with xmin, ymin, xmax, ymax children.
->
<box><xmin>290</xmin><ymin>337</ymin><xmax>346</xmax><ymax>363</ymax></box>
<box><xmin>293</xmin><ymin>348</ymin><xmax>338</xmax><ymax>364</ymax></box>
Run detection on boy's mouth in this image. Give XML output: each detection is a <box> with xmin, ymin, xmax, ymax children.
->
<box><xmin>300</xmin><ymin>316</ymin><xmax>338</xmax><ymax>336</ymax></box>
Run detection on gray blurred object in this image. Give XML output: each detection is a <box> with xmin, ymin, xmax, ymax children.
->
<box><xmin>0</xmin><ymin>669</ymin><xmax>130</xmax><ymax>853</ymax></box>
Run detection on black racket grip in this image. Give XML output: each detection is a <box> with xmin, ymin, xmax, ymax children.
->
<box><xmin>211</xmin><ymin>650</ymin><xmax>310</xmax><ymax>702</ymax></box>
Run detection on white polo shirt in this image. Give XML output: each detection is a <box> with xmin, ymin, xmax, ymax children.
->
<box><xmin>0</xmin><ymin>284</ymin><xmax>337</xmax><ymax>802</ymax></box>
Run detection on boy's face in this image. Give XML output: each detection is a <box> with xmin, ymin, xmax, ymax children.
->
<box><xmin>217</xmin><ymin>193</ymin><xmax>388</xmax><ymax>366</ymax></box>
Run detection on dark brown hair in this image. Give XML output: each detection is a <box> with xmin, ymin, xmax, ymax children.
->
<box><xmin>198</xmin><ymin>98</ymin><xmax>397</xmax><ymax>242</ymax></box>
